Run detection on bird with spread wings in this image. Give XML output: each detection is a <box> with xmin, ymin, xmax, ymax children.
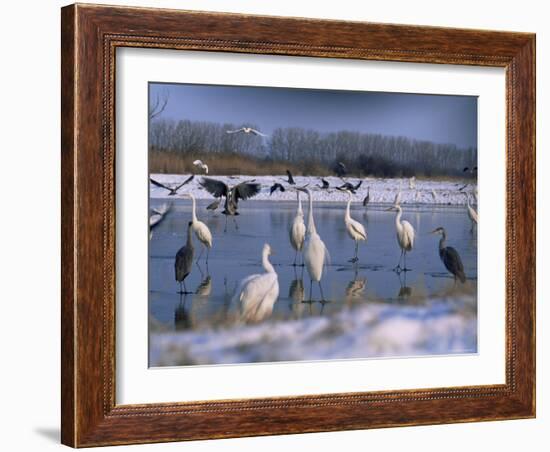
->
<box><xmin>225</xmin><ymin>127</ymin><xmax>268</xmax><ymax>137</ymax></box>
<box><xmin>149</xmin><ymin>175</ymin><xmax>194</xmax><ymax>196</ymax></box>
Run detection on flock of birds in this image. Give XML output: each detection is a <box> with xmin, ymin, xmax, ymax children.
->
<box><xmin>149</xmin><ymin>160</ymin><xmax>478</xmax><ymax>322</ymax></box>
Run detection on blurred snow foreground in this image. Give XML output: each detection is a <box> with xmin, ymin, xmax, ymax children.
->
<box><xmin>150</xmin><ymin>295</ymin><xmax>477</xmax><ymax>366</ymax></box>
<box><xmin>150</xmin><ymin>174</ymin><xmax>477</xmax><ymax>205</ymax></box>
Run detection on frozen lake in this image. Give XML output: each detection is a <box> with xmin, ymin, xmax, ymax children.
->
<box><xmin>149</xmin><ymin>199</ymin><xmax>478</xmax><ymax>366</ymax></box>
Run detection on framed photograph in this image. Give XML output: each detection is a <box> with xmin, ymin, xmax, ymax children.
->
<box><xmin>61</xmin><ymin>4</ymin><xmax>535</xmax><ymax>447</ymax></box>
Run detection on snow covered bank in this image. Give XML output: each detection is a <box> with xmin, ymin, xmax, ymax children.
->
<box><xmin>149</xmin><ymin>174</ymin><xmax>477</xmax><ymax>205</ymax></box>
<box><xmin>150</xmin><ymin>296</ymin><xmax>476</xmax><ymax>366</ymax></box>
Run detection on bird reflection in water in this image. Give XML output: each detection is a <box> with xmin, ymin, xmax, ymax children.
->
<box><xmin>344</xmin><ymin>265</ymin><xmax>367</xmax><ymax>306</ymax></box>
<box><xmin>174</xmin><ymin>293</ymin><xmax>192</xmax><ymax>331</ymax></box>
<box><xmin>396</xmin><ymin>271</ymin><xmax>413</xmax><ymax>300</ymax></box>
<box><xmin>288</xmin><ymin>268</ymin><xmax>309</xmax><ymax>317</ymax></box>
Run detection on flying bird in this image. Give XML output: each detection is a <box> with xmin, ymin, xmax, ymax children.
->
<box><xmin>284</xmin><ymin>170</ymin><xmax>296</xmax><ymax>185</ymax></box>
<box><xmin>174</xmin><ymin>221</ymin><xmax>195</xmax><ymax>294</ymax></box>
<box><xmin>335</xmin><ymin>162</ymin><xmax>347</xmax><ymax>177</ymax></box>
<box><xmin>193</xmin><ymin>159</ymin><xmax>209</xmax><ymax>174</ymax></box>
<box><xmin>386</xmin><ymin>204</ymin><xmax>415</xmax><ymax>273</ymax></box>
<box><xmin>149</xmin><ymin>175</ymin><xmax>194</xmax><ymax>196</ymax></box>
<box><xmin>431</xmin><ymin>227</ymin><xmax>466</xmax><ymax>283</ymax></box>
<box><xmin>297</xmin><ymin>187</ymin><xmax>330</xmax><ymax>302</ymax></box>
<box><xmin>317</xmin><ymin>178</ymin><xmax>330</xmax><ymax>190</ymax></box>
<box><xmin>200</xmin><ymin>177</ymin><xmax>262</xmax><ymax>232</ymax></box>
<box><xmin>181</xmin><ymin>193</ymin><xmax>213</xmax><ymax>264</ymax></box>
<box><xmin>289</xmin><ymin>190</ymin><xmax>306</xmax><ymax>266</ymax></box>
<box><xmin>341</xmin><ymin>189</ymin><xmax>367</xmax><ymax>263</ymax></box>
<box><xmin>226</xmin><ymin>127</ymin><xmax>268</xmax><ymax>137</ymax></box>
<box><xmin>233</xmin><ymin>243</ymin><xmax>279</xmax><ymax>323</ymax></box>
<box><xmin>270</xmin><ymin>183</ymin><xmax>286</xmax><ymax>195</ymax></box>
<box><xmin>339</xmin><ymin>180</ymin><xmax>363</xmax><ymax>194</ymax></box>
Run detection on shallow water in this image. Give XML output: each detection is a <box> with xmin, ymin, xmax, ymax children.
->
<box><xmin>149</xmin><ymin>199</ymin><xmax>477</xmax><ymax>335</ymax></box>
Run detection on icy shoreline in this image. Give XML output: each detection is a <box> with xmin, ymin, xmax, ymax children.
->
<box><xmin>150</xmin><ymin>174</ymin><xmax>477</xmax><ymax>205</ymax></box>
<box><xmin>150</xmin><ymin>296</ymin><xmax>477</xmax><ymax>366</ymax></box>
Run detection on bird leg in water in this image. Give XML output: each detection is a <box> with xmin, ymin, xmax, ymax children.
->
<box><xmin>196</xmin><ymin>247</ymin><xmax>204</xmax><ymax>263</ymax></box>
<box><xmin>318</xmin><ymin>281</ymin><xmax>327</xmax><ymax>304</ymax></box>
<box><xmin>393</xmin><ymin>250</ymin><xmax>404</xmax><ymax>273</ymax></box>
<box><xmin>402</xmin><ymin>251</ymin><xmax>412</xmax><ymax>272</ymax></box>
<box><xmin>178</xmin><ymin>281</ymin><xmax>193</xmax><ymax>295</ymax></box>
<box><xmin>348</xmin><ymin>241</ymin><xmax>359</xmax><ymax>263</ymax></box>
<box><xmin>232</xmin><ymin>217</ymin><xmax>239</xmax><ymax>231</ymax></box>
<box><xmin>292</xmin><ymin>250</ymin><xmax>298</xmax><ymax>267</ymax></box>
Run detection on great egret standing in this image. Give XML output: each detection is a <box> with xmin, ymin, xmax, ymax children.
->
<box><xmin>464</xmin><ymin>193</ymin><xmax>478</xmax><ymax>232</ymax></box>
<box><xmin>181</xmin><ymin>193</ymin><xmax>213</xmax><ymax>264</ymax></box>
<box><xmin>431</xmin><ymin>227</ymin><xmax>466</xmax><ymax>283</ymax></box>
<box><xmin>341</xmin><ymin>189</ymin><xmax>367</xmax><ymax>262</ymax></box>
<box><xmin>297</xmin><ymin>187</ymin><xmax>329</xmax><ymax>302</ymax></box>
<box><xmin>289</xmin><ymin>190</ymin><xmax>306</xmax><ymax>266</ymax></box>
<box><xmin>386</xmin><ymin>204</ymin><xmax>415</xmax><ymax>272</ymax></box>
<box><xmin>233</xmin><ymin>244</ymin><xmax>279</xmax><ymax>323</ymax></box>
<box><xmin>175</xmin><ymin>221</ymin><xmax>194</xmax><ymax>294</ymax></box>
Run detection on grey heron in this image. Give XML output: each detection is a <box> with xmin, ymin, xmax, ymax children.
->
<box><xmin>339</xmin><ymin>179</ymin><xmax>362</xmax><ymax>194</ymax></box>
<box><xmin>200</xmin><ymin>177</ymin><xmax>262</xmax><ymax>232</ymax></box>
<box><xmin>285</xmin><ymin>170</ymin><xmax>296</xmax><ymax>185</ymax></box>
<box><xmin>430</xmin><ymin>227</ymin><xmax>466</xmax><ymax>283</ymax></box>
<box><xmin>270</xmin><ymin>182</ymin><xmax>285</xmax><ymax>195</ymax></box>
<box><xmin>317</xmin><ymin>178</ymin><xmax>330</xmax><ymax>190</ymax></box>
<box><xmin>362</xmin><ymin>187</ymin><xmax>370</xmax><ymax>207</ymax></box>
<box><xmin>149</xmin><ymin>175</ymin><xmax>194</xmax><ymax>196</ymax></box>
<box><xmin>175</xmin><ymin>221</ymin><xmax>195</xmax><ymax>294</ymax></box>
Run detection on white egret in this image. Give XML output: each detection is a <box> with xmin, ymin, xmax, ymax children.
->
<box><xmin>431</xmin><ymin>227</ymin><xmax>466</xmax><ymax>283</ymax></box>
<box><xmin>289</xmin><ymin>190</ymin><xmax>306</xmax><ymax>266</ymax></box>
<box><xmin>233</xmin><ymin>244</ymin><xmax>279</xmax><ymax>322</ymax></box>
<box><xmin>394</xmin><ymin>180</ymin><xmax>403</xmax><ymax>205</ymax></box>
<box><xmin>192</xmin><ymin>159</ymin><xmax>209</xmax><ymax>174</ymax></box>
<box><xmin>174</xmin><ymin>221</ymin><xmax>194</xmax><ymax>294</ymax></box>
<box><xmin>181</xmin><ymin>193</ymin><xmax>213</xmax><ymax>263</ymax></box>
<box><xmin>409</xmin><ymin>176</ymin><xmax>416</xmax><ymax>190</ymax></box>
<box><xmin>386</xmin><ymin>204</ymin><xmax>415</xmax><ymax>272</ymax></box>
<box><xmin>342</xmin><ymin>189</ymin><xmax>367</xmax><ymax>262</ymax></box>
<box><xmin>464</xmin><ymin>193</ymin><xmax>478</xmax><ymax>231</ymax></box>
<box><xmin>297</xmin><ymin>187</ymin><xmax>329</xmax><ymax>302</ymax></box>
<box><xmin>226</xmin><ymin>127</ymin><xmax>268</xmax><ymax>137</ymax></box>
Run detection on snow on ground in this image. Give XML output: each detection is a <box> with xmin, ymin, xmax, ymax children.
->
<box><xmin>150</xmin><ymin>296</ymin><xmax>476</xmax><ymax>366</ymax></box>
<box><xmin>149</xmin><ymin>174</ymin><xmax>477</xmax><ymax>205</ymax></box>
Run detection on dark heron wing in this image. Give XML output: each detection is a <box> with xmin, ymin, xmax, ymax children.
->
<box><xmin>200</xmin><ymin>177</ymin><xmax>229</xmax><ymax>198</ymax></box>
<box><xmin>441</xmin><ymin>246</ymin><xmax>466</xmax><ymax>283</ymax></box>
<box><xmin>354</xmin><ymin>180</ymin><xmax>363</xmax><ymax>190</ymax></box>
<box><xmin>233</xmin><ymin>181</ymin><xmax>262</xmax><ymax>202</ymax></box>
<box><xmin>173</xmin><ymin>174</ymin><xmax>194</xmax><ymax>191</ymax></box>
<box><xmin>149</xmin><ymin>178</ymin><xmax>172</xmax><ymax>192</ymax></box>
<box><xmin>286</xmin><ymin>170</ymin><xmax>295</xmax><ymax>185</ymax></box>
<box><xmin>320</xmin><ymin>178</ymin><xmax>329</xmax><ymax>189</ymax></box>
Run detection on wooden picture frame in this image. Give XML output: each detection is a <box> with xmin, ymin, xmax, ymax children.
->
<box><xmin>61</xmin><ymin>3</ymin><xmax>535</xmax><ymax>447</ymax></box>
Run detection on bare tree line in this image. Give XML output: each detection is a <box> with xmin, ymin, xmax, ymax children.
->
<box><xmin>149</xmin><ymin>118</ymin><xmax>477</xmax><ymax>178</ymax></box>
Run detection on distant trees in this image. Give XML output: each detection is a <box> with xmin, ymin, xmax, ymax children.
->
<box><xmin>149</xmin><ymin>118</ymin><xmax>477</xmax><ymax>178</ymax></box>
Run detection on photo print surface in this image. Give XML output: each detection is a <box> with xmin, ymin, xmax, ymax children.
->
<box><xmin>147</xmin><ymin>82</ymin><xmax>478</xmax><ymax>367</ymax></box>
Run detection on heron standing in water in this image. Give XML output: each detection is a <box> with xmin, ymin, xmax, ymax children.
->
<box><xmin>386</xmin><ymin>204</ymin><xmax>415</xmax><ymax>272</ymax></box>
<box><xmin>180</xmin><ymin>193</ymin><xmax>212</xmax><ymax>264</ymax></box>
<box><xmin>289</xmin><ymin>190</ymin><xmax>306</xmax><ymax>266</ymax></box>
<box><xmin>297</xmin><ymin>187</ymin><xmax>330</xmax><ymax>302</ymax></box>
<box><xmin>431</xmin><ymin>227</ymin><xmax>466</xmax><ymax>284</ymax></box>
<box><xmin>340</xmin><ymin>189</ymin><xmax>367</xmax><ymax>262</ymax></box>
<box><xmin>175</xmin><ymin>221</ymin><xmax>194</xmax><ymax>294</ymax></box>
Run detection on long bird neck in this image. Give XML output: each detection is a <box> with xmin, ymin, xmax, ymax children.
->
<box><xmin>306</xmin><ymin>191</ymin><xmax>317</xmax><ymax>234</ymax></box>
<box><xmin>262</xmin><ymin>250</ymin><xmax>275</xmax><ymax>274</ymax></box>
<box><xmin>297</xmin><ymin>192</ymin><xmax>303</xmax><ymax>215</ymax></box>
<box><xmin>345</xmin><ymin>194</ymin><xmax>352</xmax><ymax>220</ymax></box>
<box><xmin>189</xmin><ymin>195</ymin><xmax>197</xmax><ymax>222</ymax></box>
<box><xmin>439</xmin><ymin>231</ymin><xmax>447</xmax><ymax>251</ymax></box>
<box><xmin>394</xmin><ymin>206</ymin><xmax>403</xmax><ymax>230</ymax></box>
<box><xmin>186</xmin><ymin>225</ymin><xmax>193</xmax><ymax>247</ymax></box>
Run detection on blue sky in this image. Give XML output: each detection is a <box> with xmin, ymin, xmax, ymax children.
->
<box><xmin>150</xmin><ymin>82</ymin><xmax>477</xmax><ymax>149</ymax></box>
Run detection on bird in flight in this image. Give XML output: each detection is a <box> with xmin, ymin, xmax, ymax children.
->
<box><xmin>338</xmin><ymin>180</ymin><xmax>363</xmax><ymax>194</ymax></box>
<box><xmin>335</xmin><ymin>162</ymin><xmax>347</xmax><ymax>177</ymax></box>
<box><xmin>149</xmin><ymin>175</ymin><xmax>194</xmax><ymax>196</ymax></box>
<box><xmin>317</xmin><ymin>178</ymin><xmax>330</xmax><ymax>190</ymax></box>
<box><xmin>270</xmin><ymin>183</ymin><xmax>286</xmax><ymax>195</ymax></box>
<box><xmin>285</xmin><ymin>170</ymin><xmax>296</xmax><ymax>185</ymax></box>
<box><xmin>226</xmin><ymin>127</ymin><xmax>268</xmax><ymax>137</ymax></box>
<box><xmin>193</xmin><ymin>159</ymin><xmax>209</xmax><ymax>174</ymax></box>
